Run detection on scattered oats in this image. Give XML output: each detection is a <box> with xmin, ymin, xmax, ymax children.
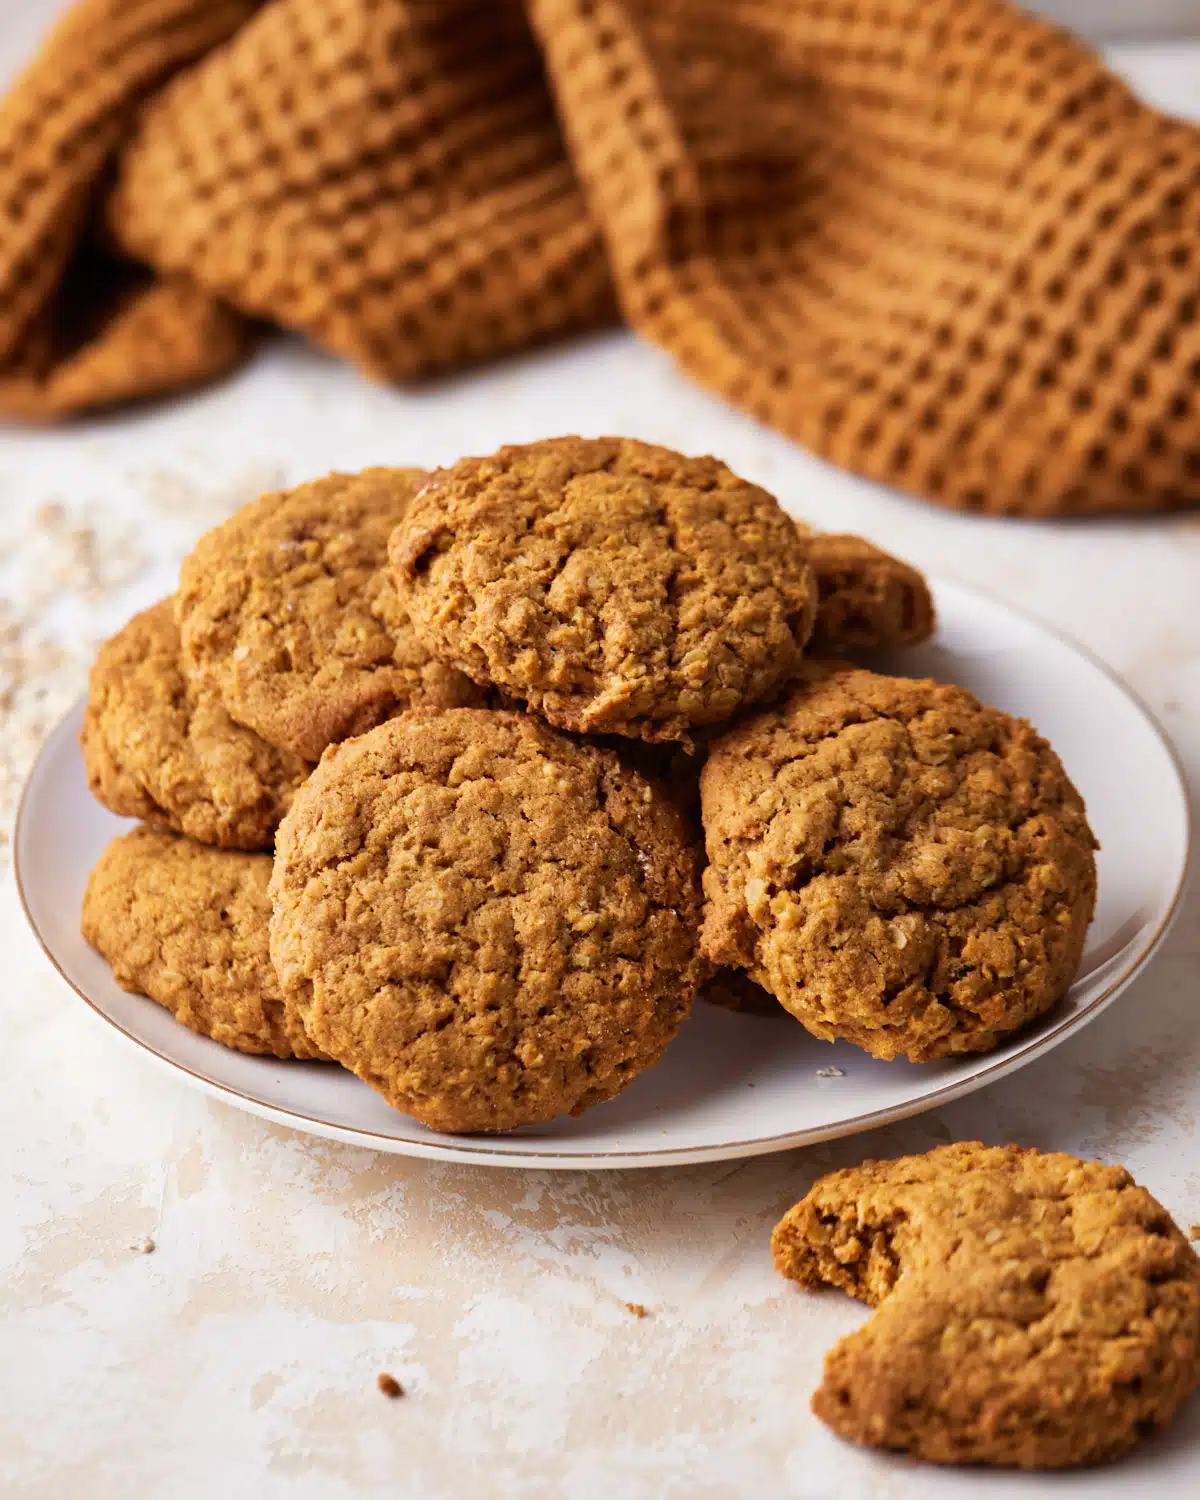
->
<box><xmin>0</xmin><ymin>601</ymin><xmax>90</xmax><ymax>872</ymax></box>
<box><xmin>1</xmin><ymin>467</ymin><xmax>289</xmax><ymax>874</ymax></box>
<box><xmin>815</xmin><ymin>1066</ymin><xmax>845</xmax><ymax>1079</ymax></box>
<box><xmin>0</xmin><ymin>501</ymin><xmax>150</xmax><ymax>869</ymax></box>
<box><xmin>377</xmin><ymin>1373</ymin><xmax>404</xmax><ymax>1399</ymax></box>
<box><xmin>623</xmin><ymin>1302</ymin><xmax>649</xmax><ymax>1319</ymax></box>
<box><xmin>140</xmin><ymin>462</ymin><xmax>285</xmax><ymax>524</ymax></box>
<box><xmin>8</xmin><ymin>499</ymin><xmax>145</xmax><ymax>607</ymax></box>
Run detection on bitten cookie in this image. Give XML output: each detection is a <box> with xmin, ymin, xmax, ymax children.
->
<box><xmin>82</xmin><ymin>828</ymin><xmax>326</xmax><ymax>1059</ymax></box>
<box><xmin>269</xmin><ymin>708</ymin><xmax>703</xmax><ymax>1133</ymax></box>
<box><xmin>81</xmin><ymin>599</ymin><xmax>309</xmax><ymax>849</ymax></box>
<box><xmin>800</xmin><ymin>532</ymin><xmax>935</xmax><ymax>652</ymax></box>
<box><xmin>772</xmin><ymin>1142</ymin><xmax>1200</xmax><ymax>1467</ymax></box>
<box><xmin>388</xmin><ymin>437</ymin><xmax>816</xmax><ymax>743</ymax></box>
<box><xmin>700</xmin><ymin>662</ymin><xmax>1097</xmax><ymax>1061</ymax></box>
<box><xmin>176</xmin><ymin>467</ymin><xmax>484</xmax><ymax>762</ymax></box>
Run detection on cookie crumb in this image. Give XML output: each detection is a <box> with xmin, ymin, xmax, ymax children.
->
<box><xmin>815</xmin><ymin>1067</ymin><xmax>845</xmax><ymax>1079</ymax></box>
<box><xmin>1190</xmin><ymin>1225</ymin><xmax>1200</xmax><ymax>1242</ymax></box>
<box><xmin>377</xmin><ymin>1373</ymin><xmax>404</xmax><ymax>1399</ymax></box>
<box><xmin>133</xmin><ymin>1237</ymin><xmax>156</xmax><ymax>1254</ymax></box>
<box><xmin>624</xmin><ymin>1302</ymin><xmax>649</xmax><ymax>1319</ymax></box>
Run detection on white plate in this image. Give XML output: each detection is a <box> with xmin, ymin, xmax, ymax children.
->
<box><xmin>15</xmin><ymin>577</ymin><xmax>1190</xmax><ymax>1168</ymax></box>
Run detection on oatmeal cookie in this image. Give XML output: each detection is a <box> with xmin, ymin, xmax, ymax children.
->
<box><xmin>388</xmin><ymin>437</ymin><xmax>816</xmax><ymax>743</ymax></box>
<box><xmin>81</xmin><ymin>599</ymin><xmax>309</xmax><ymax>849</ymax></box>
<box><xmin>269</xmin><ymin>708</ymin><xmax>703</xmax><ymax>1133</ymax></box>
<box><xmin>800</xmin><ymin>532</ymin><xmax>935</xmax><ymax>651</ymax></box>
<box><xmin>700</xmin><ymin>662</ymin><xmax>1097</xmax><ymax>1060</ymax></box>
<box><xmin>772</xmin><ymin>1142</ymin><xmax>1200</xmax><ymax>1467</ymax></box>
<box><xmin>176</xmin><ymin>467</ymin><xmax>484</xmax><ymax>762</ymax></box>
<box><xmin>82</xmin><ymin>827</ymin><xmax>326</xmax><ymax>1059</ymax></box>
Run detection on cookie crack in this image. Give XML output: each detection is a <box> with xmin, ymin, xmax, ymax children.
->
<box><xmin>656</xmin><ymin>495</ymin><xmax>688</xmax><ymax>679</ymax></box>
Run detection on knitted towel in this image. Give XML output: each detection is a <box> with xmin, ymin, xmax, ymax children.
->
<box><xmin>0</xmin><ymin>0</ymin><xmax>1196</xmax><ymax>516</ymax></box>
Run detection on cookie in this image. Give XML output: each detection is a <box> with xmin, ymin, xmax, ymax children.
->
<box><xmin>81</xmin><ymin>827</ymin><xmax>326</xmax><ymax>1059</ymax></box>
<box><xmin>81</xmin><ymin>599</ymin><xmax>309</xmax><ymax>849</ymax></box>
<box><xmin>269</xmin><ymin>708</ymin><xmax>703</xmax><ymax>1133</ymax></box>
<box><xmin>176</xmin><ymin>467</ymin><xmax>485</xmax><ymax>762</ymax></box>
<box><xmin>800</xmin><ymin>532</ymin><xmax>935</xmax><ymax>652</ymax></box>
<box><xmin>388</xmin><ymin>437</ymin><xmax>816</xmax><ymax>743</ymax></box>
<box><xmin>772</xmin><ymin>1142</ymin><xmax>1200</xmax><ymax>1467</ymax></box>
<box><xmin>699</xmin><ymin>662</ymin><xmax>1097</xmax><ymax>1061</ymax></box>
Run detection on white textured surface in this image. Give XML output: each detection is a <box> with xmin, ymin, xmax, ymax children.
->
<box><xmin>1</xmin><ymin>14</ymin><xmax>1198</xmax><ymax>1497</ymax></box>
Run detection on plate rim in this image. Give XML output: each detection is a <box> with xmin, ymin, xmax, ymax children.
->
<box><xmin>14</xmin><ymin>575</ymin><xmax>1192</xmax><ymax>1169</ymax></box>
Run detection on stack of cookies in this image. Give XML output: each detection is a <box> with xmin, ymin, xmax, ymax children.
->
<box><xmin>80</xmin><ymin>436</ymin><xmax>1097</xmax><ymax>1133</ymax></box>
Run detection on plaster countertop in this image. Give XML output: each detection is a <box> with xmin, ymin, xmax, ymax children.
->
<box><xmin>1</xmin><ymin>21</ymin><xmax>1199</xmax><ymax>1500</ymax></box>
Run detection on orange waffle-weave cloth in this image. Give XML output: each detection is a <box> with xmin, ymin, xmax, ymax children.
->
<box><xmin>0</xmin><ymin>0</ymin><xmax>1196</xmax><ymax>516</ymax></box>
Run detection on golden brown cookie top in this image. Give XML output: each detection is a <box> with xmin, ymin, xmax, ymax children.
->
<box><xmin>270</xmin><ymin>708</ymin><xmax>704</xmax><ymax>1133</ymax></box>
<box><xmin>801</xmin><ymin>532</ymin><xmax>935</xmax><ymax>652</ymax></box>
<box><xmin>388</xmin><ymin>437</ymin><xmax>816</xmax><ymax>743</ymax></box>
<box><xmin>81</xmin><ymin>827</ymin><xmax>325</xmax><ymax>1060</ymax></box>
<box><xmin>81</xmin><ymin>599</ymin><xmax>309</xmax><ymax>849</ymax></box>
<box><xmin>773</xmin><ymin>1142</ymin><xmax>1200</xmax><ymax>1468</ymax></box>
<box><xmin>700</xmin><ymin>662</ymin><xmax>1097</xmax><ymax>1060</ymax></box>
<box><xmin>176</xmin><ymin>467</ymin><xmax>485</xmax><ymax>762</ymax></box>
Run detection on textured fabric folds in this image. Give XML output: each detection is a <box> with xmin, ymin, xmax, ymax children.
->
<box><xmin>0</xmin><ymin>0</ymin><xmax>1197</xmax><ymax>515</ymax></box>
